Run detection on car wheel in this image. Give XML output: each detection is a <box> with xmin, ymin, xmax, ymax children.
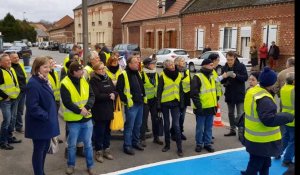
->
<box><xmin>189</xmin><ymin>63</ymin><xmax>196</xmax><ymax>72</ymax></box>
<box><xmin>216</xmin><ymin>65</ymin><xmax>222</xmax><ymax>75</ymax></box>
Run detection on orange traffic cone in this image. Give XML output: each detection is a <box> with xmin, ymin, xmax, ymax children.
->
<box><xmin>213</xmin><ymin>103</ymin><xmax>224</xmax><ymax>127</ymax></box>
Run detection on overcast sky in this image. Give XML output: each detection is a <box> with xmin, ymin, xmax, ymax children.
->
<box><xmin>0</xmin><ymin>0</ymin><xmax>82</xmax><ymax>22</ymax></box>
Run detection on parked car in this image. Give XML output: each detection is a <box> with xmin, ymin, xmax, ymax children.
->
<box><xmin>65</xmin><ymin>43</ymin><xmax>74</xmax><ymax>53</ymax></box>
<box><xmin>150</xmin><ymin>48</ymin><xmax>190</xmax><ymax>67</ymax></box>
<box><xmin>59</xmin><ymin>43</ymin><xmax>67</xmax><ymax>53</ymax></box>
<box><xmin>113</xmin><ymin>44</ymin><xmax>140</xmax><ymax>60</ymax></box>
<box><xmin>1</xmin><ymin>42</ymin><xmax>13</xmax><ymax>52</ymax></box>
<box><xmin>4</xmin><ymin>45</ymin><xmax>32</xmax><ymax>58</ymax></box>
<box><xmin>48</xmin><ymin>42</ymin><xmax>59</xmax><ymax>51</ymax></box>
<box><xmin>186</xmin><ymin>50</ymin><xmax>251</xmax><ymax>73</ymax></box>
<box><xmin>38</xmin><ymin>41</ymin><xmax>49</xmax><ymax>50</ymax></box>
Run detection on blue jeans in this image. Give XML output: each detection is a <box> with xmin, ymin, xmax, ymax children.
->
<box><xmin>162</xmin><ymin>105</ymin><xmax>182</xmax><ymax>150</ymax></box>
<box><xmin>93</xmin><ymin>120</ymin><xmax>111</xmax><ymax>151</ymax></box>
<box><xmin>282</xmin><ymin>126</ymin><xmax>294</xmax><ymax>162</ymax></box>
<box><xmin>32</xmin><ymin>139</ymin><xmax>50</xmax><ymax>175</ymax></box>
<box><xmin>195</xmin><ymin>115</ymin><xmax>214</xmax><ymax>146</ymax></box>
<box><xmin>0</xmin><ymin>99</ymin><xmax>18</xmax><ymax>144</ymax></box>
<box><xmin>67</xmin><ymin>120</ymin><xmax>94</xmax><ymax>169</ymax></box>
<box><xmin>124</xmin><ymin>103</ymin><xmax>143</xmax><ymax>148</ymax></box>
<box><xmin>15</xmin><ymin>91</ymin><xmax>26</xmax><ymax>130</ymax></box>
<box><xmin>170</xmin><ymin>107</ymin><xmax>187</xmax><ymax>135</ymax></box>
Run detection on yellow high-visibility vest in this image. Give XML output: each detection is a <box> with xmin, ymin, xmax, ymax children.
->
<box><xmin>160</xmin><ymin>72</ymin><xmax>181</xmax><ymax>103</ymax></box>
<box><xmin>193</xmin><ymin>73</ymin><xmax>217</xmax><ymax>109</ymax></box>
<box><xmin>84</xmin><ymin>65</ymin><xmax>93</xmax><ymax>80</ymax></box>
<box><xmin>104</xmin><ymin>52</ymin><xmax>111</xmax><ymax>64</ymax></box>
<box><xmin>244</xmin><ymin>86</ymin><xmax>281</xmax><ymax>143</ymax></box>
<box><xmin>19</xmin><ymin>63</ymin><xmax>28</xmax><ymax>83</ymax></box>
<box><xmin>106</xmin><ymin>68</ymin><xmax>121</xmax><ymax>81</ymax></box>
<box><xmin>48</xmin><ymin>71</ymin><xmax>60</xmax><ymax>101</ymax></box>
<box><xmin>280</xmin><ymin>84</ymin><xmax>294</xmax><ymax>127</ymax></box>
<box><xmin>182</xmin><ymin>69</ymin><xmax>191</xmax><ymax>93</ymax></box>
<box><xmin>0</xmin><ymin>68</ymin><xmax>20</xmax><ymax>100</ymax></box>
<box><xmin>61</xmin><ymin>76</ymin><xmax>91</xmax><ymax>121</ymax></box>
<box><xmin>212</xmin><ymin>69</ymin><xmax>223</xmax><ymax>97</ymax></box>
<box><xmin>143</xmin><ymin>71</ymin><xmax>158</xmax><ymax>100</ymax></box>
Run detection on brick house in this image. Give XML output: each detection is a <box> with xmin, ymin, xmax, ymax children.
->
<box><xmin>29</xmin><ymin>23</ymin><xmax>49</xmax><ymax>43</ymax></box>
<box><xmin>48</xmin><ymin>15</ymin><xmax>74</xmax><ymax>43</ymax></box>
<box><xmin>73</xmin><ymin>0</ymin><xmax>134</xmax><ymax>49</ymax></box>
<box><xmin>181</xmin><ymin>0</ymin><xmax>294</xmax><ymax>70</ymax></box>
<box><xmin>121</xmin><ymin>0</ymin><xmax>190</xmax><ymax>56</ymax></box>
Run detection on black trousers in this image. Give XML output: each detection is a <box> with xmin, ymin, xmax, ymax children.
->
<box><xmin>260</xmin><ymin>59</ymin><xmax>267</xmax><ymax>70</ymax></box>
<box><xmin>32</xmin><ymin>139</ymin><xmax>51</xmax><ymax>175</ymax></box>
<box><xmin>140</xmin><ymin>99</ymin><xmax>159</xmax><ymax>140</ymax></box>
<box><xmin>245</xmin><ymin>154</ymin><xmax>271</xmax><ymax>175</ymax></box>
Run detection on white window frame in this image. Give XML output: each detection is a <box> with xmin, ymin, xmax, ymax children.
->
<box><xmin>263</xmin><ymin>25</ymin><xmax>278</xmax><ymax>50</ymax></box>
<box><xmin>195</xmin><ymin>28</ymin><xmax>204</xmax><ymax>50</ymax></box>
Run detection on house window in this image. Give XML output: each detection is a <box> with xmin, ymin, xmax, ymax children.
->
<box><xmin>92</xmin><ymin>22</ymin><xmax>95</xmax><ymax>26</ymax></box>
<box><xmin>98</xmin><ymin>21</ymin><xmax>102</xmax><ymax>25</ymax></box>
<box><xmin>219</xmin><ymin>27</ymin><xmax>237</xmax><ymax>51</ymax></box>
<box><xmin>78</xmin><ymin>23</ymin><xmax>81</xmax><ymax>27</ymax></box>
<box><xmin>195</xmin><ymin>28</ymin><xmax>204</xmax><ymax>50</ymax></box>
<box><xmin>108</xmin><ymin>22</ymin><xmax>111</xmax><ymax>27</ymax></box>
<box><xmin>263</xmin><ymin>25</ymin><xmax>278</xmax><ymax>50</ymax></box>
<box><xmin>223</xmin><ymin>28</ymin><xmax>232</xmax><ymax>50</ymax></box>
<box><xmin>145</xmin><ymin>32</ymin><xmax>154</xmax><ymax>48</ymax></box>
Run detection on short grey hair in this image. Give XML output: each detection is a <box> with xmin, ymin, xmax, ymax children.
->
<box><xmin>285</xmin><ymin>72</ymin><xmax>295</xmax><ymax>85</ymax></box>
<box><xmin>87</xmin><ymin>50</ymin><xmax>98</xmax><ymax>62</ymax></box>
<box><xmin>286</xmin><ymin>57</ymin><xmax>295</xmax><ymax>67</ymax></box>
<box><xmin>163</xmin><ymin>59</ymin><xmax>174</xmax><ymax>69</ymax></box>
<box><xmin>0</xmin><ymin>53</ymin><xmax>9</xmax><ymax>62</ymax></box>
<box><xmin>174</xmin><ymin>56</ymin><xmax>185</xmax><ymax>65</ymax></box>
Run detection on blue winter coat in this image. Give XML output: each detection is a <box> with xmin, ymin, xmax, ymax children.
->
<box><xmin>25</xmin><ymin>76</ymin><xmax>60</xmax><ymax>140</ymax></box>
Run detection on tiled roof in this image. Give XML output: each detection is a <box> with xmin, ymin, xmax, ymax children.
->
<box><xmin>182</xmin><ymin>0</ymin><xmax>294</xmax><ymax>14</ymax></box>
<box><xmin>74</xmin><ymin>0</ymin><xmax>134</xmax><ymax>10</ymax></box>
<box><xmin>48</xmin><ymin>15</ymin><xmax>74</xmax><ymax>32</ymax></box>
<box><xmin>29</xmin><ymin>23</ymin><xmax>48</xmax><ymax>32</ymax></box>
<box><xmin>122</xmin><ymin>0</ymin><xmax>190</xmax><ymax>23</ymax></box>
<box><xmin>35</xmin><ymin>29</ymin><xmax>48</xmax><ymax>37</ymax></box>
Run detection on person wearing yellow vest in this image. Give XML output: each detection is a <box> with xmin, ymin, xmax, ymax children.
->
<box><xmin>0</xmin><ymin>53</ymin><xmax>21</xmax><ymax>150</ymax></box>
<box><xmin>241</xmin><ymin>67</ymin><xmax>293</xmax><ymax>175</ymax></box>
<box><xmin>95</xmin><ymin>44</ymin><xmax>111</xmax><ymax>66</ymax></box>
<box><xmin>83</xmin><ymin>51</ymin><xmax>100</xmax><ymax>81</ymax></box>
<box><xmin>47</xmin><ymin>56</ymin><xmax>61</xmax><ymax>110</ymax></box>
<box><xmin>280</xmin><ymin>72</ymin><xmax>295</xmax><ymax>167</ymax></box>
<box><xmin>10</xmin><ymin>53</ymin><xmax>27</xmax><ymax>134</ymax></box>
<box><xmin>169</xmin><ymin>57</ymin><xmax>191</xmax><ymax>141</ymax></box>
<box><xmin>140</xmin><ymin>58</ymin><xmax>163</xmax><ymax>146</ymax></box>
<box><xmin>61</xmin><ymin>52</ymin><xmax>81</xmax><ymax>81</ymax></box>
<box><xmin>60</xmin><ymin>62</ymin><xmax>96</xmax><ymax>175</ymax></box>
<box><xmin>191</xmin><ymin>59</ymin><xmax>217</xmax><ymax>153</ymax></box>
<box><xmin>106</xmin><ymin>51</ymin><xmax>123</xmax><ymax>86</ymax></box>
<box><xmin>116</xmin><ymin>55</ymin><xmax>146</xmax><ymax>155</ymax></box>
<box><xmin>157</xmin><ymin>59</ymin><xmax>184</xmax><ymax>157</ymax></box>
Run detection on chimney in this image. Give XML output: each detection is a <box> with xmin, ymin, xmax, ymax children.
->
<box><xmin>157</xmin><ymin>0</ymin><xmax>166</xmax><ymax>17</ymax></box>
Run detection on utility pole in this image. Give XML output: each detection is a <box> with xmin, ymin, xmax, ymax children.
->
<box><xmin>82</xmin><ymin>0</ymin><xmax>88</xmax><ymax>66</ymax></box>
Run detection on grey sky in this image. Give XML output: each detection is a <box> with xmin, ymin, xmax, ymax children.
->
<box><xmin>0</xmin><ymin>0</ymin><xmax>81</xmax><ymax>22</ymax></box>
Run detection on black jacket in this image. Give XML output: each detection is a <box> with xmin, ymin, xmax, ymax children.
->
<box><xmin>116</xmin><ymin>66</ymin><xmax>145</xmax><ymax>105</ymax></box>
<box><xmin>268</xmin><ymin>45</ymin><xmax>280</xmax><ymax>60</ymax></box>
<box><xmin>60</xmin><ymin>74</ymin><xmax>95</xmax><ymax>123</ymax></box>
<box><xmin>11</xmin><ymin>63</ymin><xmax>27</xmax><ymax>91</ymax></box>
<box><xmin>191</xmin><ymin>68</ymin><xmax>217</xmax><ymax>116</ymax></box>
<box><xmin>245</xmin><ymin>96</ymin><xmax>294</xmax><ymax>157</ymax></box>
<box><xmin>90</xmin><ymin>73</ymin><xmax>117</xmax><ymax>121</ymax></box>
<box><xmin>221</xmin><ymin>59</ymin><xmax>248</xmax><ymax>104</ymax></box>
<box><xmin>157</xmin><ymin>69</ymin><xmax>184</xmax><ymax>109</ymax></box>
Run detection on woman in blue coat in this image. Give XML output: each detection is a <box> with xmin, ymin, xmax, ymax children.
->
<box><xmin>25</xmin><ymin>56</ymin><xmax>60</xmax><ymax>175</ymax></box>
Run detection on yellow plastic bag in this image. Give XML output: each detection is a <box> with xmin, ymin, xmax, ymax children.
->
<box><xmin>110</xmin><ymin>97</ymin><xmax>124</xmax><ymax>131</ymax></box>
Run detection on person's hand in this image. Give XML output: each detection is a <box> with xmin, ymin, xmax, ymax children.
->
<box><xmin>222</xmin><ymin>72</ymin><xmax>228</xmax><ymax>79</ymax></box>
<box><xmin>109</xmin><ymin>93</ymin><xmax>115</xmax><ymax>100</ymax></box>
<box><xmin>80</xmin><ymin>107</ymin><xmax>89</xmax><ymax>116</ymax></box>
<box><xmin>5</xmin><ymin>97</ymin><xmax>10</xmax><ymax>101</ymax></box>
<box><xmin>230</xmin><ymin>73</ymin><xmax>236</xmax><ymax>78</ymax></box>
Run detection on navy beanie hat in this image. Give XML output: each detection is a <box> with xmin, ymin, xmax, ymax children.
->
<box><xmin>259</xmin><ymin>67</ymin><xmax>277</xmax><ymax>87</ymax></box>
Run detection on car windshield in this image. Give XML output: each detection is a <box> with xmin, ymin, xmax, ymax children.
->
<box><xmin>8</xmin><ymin>46</ymin><xmax>21</xmax><ymax>50</ymax></box>
<box><xmin>174</xmin><ymin>50</ymin><xmax>187</xmax><ymax>55</ymax></box>
<box><xmin>127</xmin><ymin>44</ymin><xmax>139</xmax><ymax>51</ymax></box>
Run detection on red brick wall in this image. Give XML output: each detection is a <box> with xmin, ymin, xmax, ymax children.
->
<box><xmin>182</xmin><ymin>2</ymin><xmax>294</xmax><ymax>70</ymax></box>
<box><xmin>112</xmin><ymin>3</ymin><xmax>132</xmax><ymax>47</ymax></box>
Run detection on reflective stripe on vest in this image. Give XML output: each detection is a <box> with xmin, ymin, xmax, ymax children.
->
<box><xmin>84</xmin><ymin>65</ymin><xmax>93</xmax><ymax>80</ymax></box>
<box><xmin>143</xmin><ymin>71</ymin><xmax>158</xmax><ymax>100</ymax></box>
<box><xmin>19</xmin><ymin>63</ymin><xmax>28</xmax><ymax>83</ymax></box>
<box><xmin>63</xmin><ymin>56</ymin><xmax>70</xmax><ymax>73</ymax></box>
<box><xmin>48</xmin><ymin>71</ymin><xmax>60</xmax><ymax>101</ymax></box>
<box><xmin>122</xmin><ymin>71</ymin><xmax>134</xmax><ymax>107</ymax></box>
<box><xmin>280</xmin><ymin>84</ymin><xmax>294</xmax><ymax>127</ymax></box>
<box><xmin>106</xmin><ymin>68</ymin><xmax>121</xmax><ymax>81</ymax></box>
<box><xmin>161</xmin><ymin>72</ymin><xmax>181</xmax><ymax>103</ymax></box>
<box><xmin>244</xmin><ymin>86</ymin><xmax>281</xmax><ymax>143</ymax></box>
<box><xmin>61</xmin><ymin>76</ymin><xmax>91</xmax><ymax>121</ymax></box>
<box><xmin>0</xmin><ymin>68</ymin><xmax>20</xmax><ymax>100</ymax></box>
<box><xmin>182</xmin><ymin>69</ymin><xmax>191</xmax><ymax>93</ymax></box>
<box><xmin>104</xmin><ymin>52</ymin><xmax>110</xmax><ymax>63</ymax></box>
<box><xmin>212</xmin><ymin>69</ymin><xmax>222</xmax><ymax>97</ymax></box>
<box><xmin>193</xmin><ymin>73</ymin><xmax>217</xmax><ymax>109</ymax></box>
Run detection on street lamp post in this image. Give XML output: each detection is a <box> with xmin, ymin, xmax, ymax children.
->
<box><xmin>82</xmin><ymin>0</ymin><xmax>88</xmax><ymax>66</ymax></box>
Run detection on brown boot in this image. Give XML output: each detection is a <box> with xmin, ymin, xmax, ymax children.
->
<box><xmin>95</xmin><ymin>150</ymin><xmax>104</xmax><ymax>163</ymax></box>
<box><xmin>103</xmin><ymin>148</ymin><xmax>114</xmax><ymax>160</ymax></box>
<box><xmin>66</xmin><ymin>166</ymin><xmax>74</xmax><ymax>175</ymax></box>
<box><xmin>87</xmin><ymin>168</ymin><xmax>96</xmax><ymax>175</ymax></box>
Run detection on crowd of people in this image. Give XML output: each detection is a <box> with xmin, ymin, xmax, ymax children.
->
<box><xmin>0</xmin><ymin>43</ymin><xmax>294</xmax><ymax>175</ymax></box>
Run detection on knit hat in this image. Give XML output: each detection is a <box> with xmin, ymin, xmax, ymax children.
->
<box><xmin>259</xmin><ymin>67</ymin><xmax>277</xmax><ymax>87</ymax></box>
<box><xmin>201</xmin><ymin>59</ymin><xmax>213</xmax><ymax>66</ymax></box>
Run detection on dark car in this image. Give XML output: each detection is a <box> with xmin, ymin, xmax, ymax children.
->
<box><xmin>48</xmin><ymin>42</ymin><xmax>59</xmax><ymax>51</ymax></box>
<box><xmin>4</xmin><ymin>45</ymin><xmax>32</xmax><ymax>58</ymax></box>
<box><xmin>59</xmin><ymin>43</ymin><xmax>67</xmax><ymax>53</ymax></box>
<box><xmin>113</xmin><ymin>44</ymin><xmax>140</xmax><ymax>60</ymax></box>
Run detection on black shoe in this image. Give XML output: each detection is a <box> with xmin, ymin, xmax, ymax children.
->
<box><xmin>162</xmin><ymin>145</ymin><xmax>170</xmax><ymax>152</ymax></box>
<box><xmin>16</xmin><ymin>128</ymin><xmax>24</xmax><ymax>133</ymax></box>
<box><xmin>8</xmin><ymin>137</ymin><xmax>22</xmax><ymax>144</ymax></box>
<box><xmin>171</xmin><ymin>135</ymin><xmax>176</xmax><ymax>141</ymax></box>
<box><xmin>282</xmin><ymin>161</ymin><xmax>294</xmax><ymax>167</ymax></box>
<box><xmin>240</xmin><ymin>171</ymin><xmax>246</xmax><ymax>175</ymax></box>
<box><xmin>140</xmin><ymin>140</ymin><xmax>147</xmax><ymax>147</ymax></box>
<box><xmin>0</xmin><ymin>143</ymin><xmax>14</xmax><ymax>150</ymax></box>
<box><xmin>177</xmin><ymin>149</ymin><xmax>183</xmax><ymax>157</ymax></box>
<box><xmin>146</xmin><ymin>128</ymin><xmax>151</xmax><ymax>133</ymax></box>
<box><xmin>204</xmin><ymin>145</ymin><xmax>215</xmax><ymax>152</ymax></box>
<box><xmin>181</xmin><ymin>134</ymin><xmax>187</xmax><ymax>140</ymax></box>
<box><xmin>274</xmin><ymin>155</ymin><xmax>281</xmax><ymax>160</ymax></box>
<box><xmin>124</xmin><ymin>147</ymin><xmax>135</xmax><ymax>155</ymax></box>
<box><xmin>153</xmin><ymin>138</ymin><xmax>163</xmax><ymax>145</ymax></box>
<box><xmin>211</xmin><ymin>141</ymin><xmax>214</xmax><ymax>144</ymax></box>
<box><xmin>76</xmin><ymin>146</ymin><xmax>85</xmax><ymax>157</ymax></box>
<box><xmin>133</xmin><ymin>143</ymin><xmax>144</xmax><ymax>151</ymax></box>
<box><xmin>224</xmin><ymin>130</ymin><xmax>236</xmax><ymax>136</ymax></box>
<box><xmin>58</xmin><ymin>138</ymin><xmax>64</xmax><ymax>144</ymax></box>
<box><xmin>195</xmin><ymin>145</ymin><xmax>203</xmax><ymax>152</ymax></box>
<box><xmin>212</xmin><ymin>136</ymin><xmax>215</xmax><ymax>139</ymax></box>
